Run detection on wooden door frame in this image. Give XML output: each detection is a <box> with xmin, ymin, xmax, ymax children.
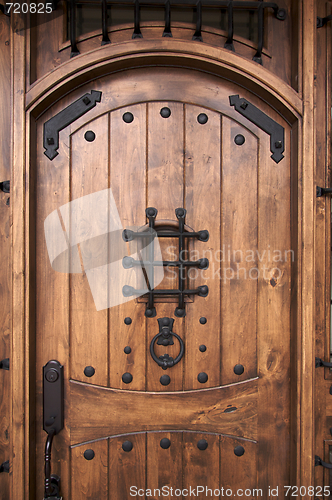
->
<box><xmin>9</xmin><ymin>2</ymin><xmax>317</xmax><ymax>497</ymax></box>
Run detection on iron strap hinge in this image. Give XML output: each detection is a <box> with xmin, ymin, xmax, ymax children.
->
<box><xmin>315</xmin><ymin>357</ymin><xmax>332</xmax><ymax>368</ymax></box>
<box><xmin>0</xmin><ymin>358</ymin><xmax>9</xmax><ymax>370</ymax></box>
<box><xmin>316</xmin><ymin>186</ymin><xmax>332</xmax><ymax>197</ymax></box>
<box><xmin>0</xmin><ymin>460</ymin><xmax>9</xmax><ymax>473</ymax></box>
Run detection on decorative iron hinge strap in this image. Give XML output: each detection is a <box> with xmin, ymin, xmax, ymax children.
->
<box><xmin>43</xmin><ymin>91</ymin><xmax>102</xmax><ymax>160</ymax></box>
<box><xmin>229</xmin><ymin>94</ymin><xmax>285</xmax><ymax>163</ymax></box>
<box><xmin>315</xmin><ymin>456</ymin><xmax>332</xmax><ymax>469</ymax></box>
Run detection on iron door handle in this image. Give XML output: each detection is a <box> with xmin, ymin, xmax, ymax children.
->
<box><xmin>43</xmin><ymin>361</ymin><xmax>64</xmax><ymax>500</ymax></box>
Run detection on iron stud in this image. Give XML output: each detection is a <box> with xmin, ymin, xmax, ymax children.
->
<box><xmin>198</xmin><ymin>372</ymin><xmax>208</xmax><ymax>383</ymax></box>
<box><xmin>124</xmin><ymin>346</ymin><xmax>131</xmax><ymax>354</ymax></box>
<box><xmin>123</xmin><ymin>112</ymin><xmax>134</xmax><ymax>123</ymax></box>
<box><xmin>160</xmin><ymin>438</ymin><xmax>171</xmax><ymax>449</ymax></box>
<box><xmin>84</xmin><ymin>449</ymin><xmax>95</xmax><ymax>460</ymax></box>
<box><xmin>234</xmin><ymin>134</ymin><xmax>245</xmax><ymax>145</ymax></box>
<box><xmin>234</xmin><ymin>364</ymin><xmax>244</xmax><ymax>375</ymax></box>
<box><xmin>160</xmin><ymin>107</ymin><xmax>171</xmax><ymax>118</ymax></box>
<box><xmin>197</xmin><ymin>439</ymin><xmax>208</xmax><ymax>450</ymax></box>
<box><xmin>122</xmin><ymin>441</ymin><xmax>133</xmax><ymax>452</ymax></box>
<box><xmin>84</xmin><ymin>366</ymin><xmax>95</xmax><ymax>377</ymax></box>
<box><xmin>234</xmin><ymin>445</ymin><xmax>245</xmax><ymax>456</ymax></box>
<box><xmin>160</xmin><ymin>375</ymin><xmax>171</xmax><ymax>386</ymax></box>
<box><xmin>84</xmin><ymin>130</ymin><xmax>95</xmax><ymax>142</ymax></box>
<box><xmin>122</xmin><ymin>372</ymin><xmax>133</xmax><ymax>384</ymax></box>
<box><xmin>197</xmin><ymin>113</ymin><xmax>208</xmax><ymax>124</ymax></box>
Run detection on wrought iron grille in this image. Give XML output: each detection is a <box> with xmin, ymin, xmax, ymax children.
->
<box><xmin>52</xmin><ymin>0</ymin><xmax>286</xmax><ymax>64</ymax></box>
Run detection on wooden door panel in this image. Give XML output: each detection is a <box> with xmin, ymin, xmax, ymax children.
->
<box><xmin>184</xmin><ymin>105</ymin><xmax>221</xmax><ymax>390</ymax></box>
<box><xmin>70</xmin><ymin>114</ymin><xmax>109</xmax><ymax>387</ymax></box>
<box><xmin>69</xmin><ymin>432</ymin><xmax>258</xmax><ymax>498</ymax></box>
<box><xmin>71</xmin><ymin>439</ymin><xmax>108</xmax><ymax>500</ymax></box>
<box><xmin>33</xmin><ymin>68</ymin><xmax>292</xmax><ymax>499</ymax></box>
<box><xmin>109</xmin><ymin>103</ymin><xmax>147</xmax><ymax>391</ymax></box>
<box><xmin>221</xmin><ymin>117</ymin><xmax>258</xmax><ymax>385</ymax></box>
<box><xmin>69</xmin><ymin>380</ymin><xmax>258</xmax><ymax>443</ymax></box>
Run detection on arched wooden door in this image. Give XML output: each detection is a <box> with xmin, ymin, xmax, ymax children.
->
<box><xmin>33</xmin><ymin>66</ymin><xmax>292</xmax><ymax>499</ymax></box>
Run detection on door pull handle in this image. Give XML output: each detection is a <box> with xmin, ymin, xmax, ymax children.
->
<box><xmin>43</xmin><ymin>360</ymin><xmax>64</xmax><ymax>499</ymax></box>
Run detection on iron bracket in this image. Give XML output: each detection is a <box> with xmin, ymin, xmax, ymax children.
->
<box><xmin>0</xmin><ymin>460</ymin><xmax>9</xmax><ymax>473</ymax></box>
<box><xmin>315</xmin><ymin>357</ymin><xmax>332</xmax><ymax>368</ymax></box>
<box><xmin>315</xmin><ymin>455</ymin><xmax>332</xmax><ymax>469</ymax></box>
<box><xmin>317</xmin><ymin>15</ymin><xmax>332</xmax><ymax>28</ymax></box>
<box><xmin>0</xmin><ymin>181</ymin><xmax>10</xmax><ymax>193</ymax></box>
<box><xmin>43</xmin><ymin>91</ymin><xmax>102</xmax><ymax>160</ymax></box>
<box><xmin>229</xmin><ymin>94</ymin><xmax>285</xmax><ymax>163</ymax></box>
<box><xmin>0</xmin><ymin>358</ymin><xmax>9</xmax><ymax>370</ymax></box>
<box><xmin>0</xmin><ymin>3</ymin><xmax>10</xmax><ymax>15</ymax></box>
<box><xmin>316</xmin><ymin>186</ymin><xmax>332</xmax><ymax>197</ymax></box>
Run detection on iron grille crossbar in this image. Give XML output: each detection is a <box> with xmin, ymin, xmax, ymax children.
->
<box><xmin>56</xmin><ymin>0</ymin><xmax>286</xmax><ymax>62</ymax></box>
<box><xmin>122</xmin><ymin>207</ymin><xmax>209</xmax><ymax>318</ymax></box>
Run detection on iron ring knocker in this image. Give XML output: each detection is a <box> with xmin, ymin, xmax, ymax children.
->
<box><xmin>150</xmin><ymin>330</ymin><xmax>184</xmax><ymax>369</ymax></box>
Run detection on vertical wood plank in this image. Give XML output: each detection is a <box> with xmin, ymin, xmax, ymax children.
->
<box><xmin>183</xmin><ymin>432</ymin><xmax>220</xmax><ymax>498</ymax></box>
<box><xmin>301</xmin><ymin>0</ymin><xmax>315</xmax><ymax>489</ymax></box>
<box><xmin>71</xmin><ymin>439</ymin><xmax>109</xmax><ymax>500</ymax></box>
<box><xmin>35</xmin><ymin>102</ymin><xmax>72</xmax><ymax>500</ymax></box>
<box><xmin>257</xmin><ymin>122</ymin><xmax>291</xmax><ymax>493</ymax></box>
<box><xmin>147</xmin><ymin>432</ymin><xmax>182</xmax><ymax>500</ymax></box>
<box><xmin>314</xmin><ymin>0</ymin><xmax>332</xmax><ymax>492</ymax></box>
<box><xmin>184</xmin><ymin>105</ymin><xmax>221</xmax><ymax>390</ymax></box>
<box><xmin>220</xmin><ymin>437</ymin><xmax>257</xmax><ymax>495</ymax></box>
<box><xmin>109</xmin><ymin>433</ymin><xmax>146</xmax><ymax>499</ymax></box>
<box><xmin>11</xmin><ymin>11</ymin><xmax>26</xmax><ymax>500</ymax></box>
<box><xmin>0</xmin><ymin>14</ymin><xmax>11</xmax><ymax>494</ymax></box>
<box><xmin>221</xmin><ymin>117</ymin><xmax>258</xmax><ymax>385</ymax></box>
<box><xmin>109</xmin><ymin>104</ymin><xmax>147</xmax><ymax>391</ymax></box>
<box><xmin>69</xmin><ymin>114</ymin><xmax>109</xmax><ymax>386</ymax></box>
<box><xmin>146</xmin><ymin>102</ymin><xmax>184</xmax><ymax>392</ymax></box>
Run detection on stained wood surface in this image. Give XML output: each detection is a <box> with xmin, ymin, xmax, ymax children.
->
<box><xmin>0</xmin><ymin>13</ymin><xmax>11</xmax><ymax>500</ymax></box>
<box><xmin>315</xmin><ymin>0</ymin><xmax>332</xmax><ymax>492</ymax></box>
<box><xmin>71</xmin><ymin>439</ymin><xmax>108</xmax><ymax>500</ymax></box>
<box><xmin>300</xmin><ymin>0</ymin><xmax>316</xmax><ymax>490</ymax></box>
<box><xmin>109</xmin><ymin>104</ymin><xmax>147</xmax><ymax>391</ymax></box>
<box><xmin>109</xmin><ymin>433</ymin><xmax>146</xmax><ymax>499</ymax></box>
<box><xmin>221</xmin><ymin>117</ymin><xmax>258</xmax><ymax>385</ymax></box>
<box><xmin>69</xmin><ymin>379</ymin><xmax>258</xmax><ymax>444</ymax></box>
<box><xmin>70</xmin><ymin>432</ymin><xmax>258</xmax><ymax>499</ymax></box>
<box><xmin>25</xmin><ymin>40</ymin><xmax>302</xmax><ymax>122</ymax></box>
<box><xmin>28</xmin><ymin>68</ymin><xmax>294</xmax><ymax>500</ymax></box>
<box><xmin>28</xmin><ymin>2</ymin><xmax>295</xmax><ymax>87</ymax></box>
<box><xmin>185</xmin><ymin>105</ymin><xmax>221</xmax><ymax>390</ymax></box>
<box><xmin>70</xmin><ymin>114</ymin><xmax>109</xmax><ymax>386</ymax></box>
